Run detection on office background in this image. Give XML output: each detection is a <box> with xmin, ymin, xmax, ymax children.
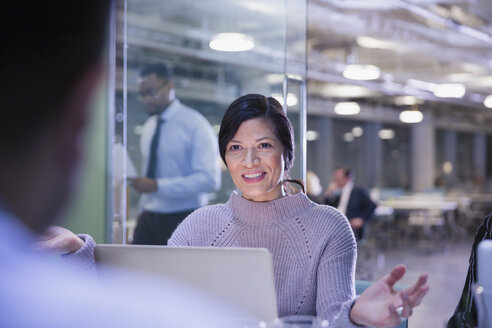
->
<box><xmin>63</xmin><ymin>0</ymin><xmax>492</xmax><ymax>241</ymax></box>
<box><xmin>58</xmin><ymin>1</ymin><xmax>491</xmax><ymax>326</ymax></box>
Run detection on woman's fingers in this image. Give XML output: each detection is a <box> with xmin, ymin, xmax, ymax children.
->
<box><xmin>381</xmin><ymin>264</ymin><xmax>406</xmax><ymax>288</ymax></box>
<box><xmin>408</xmin><ymin>284</ymin><xmax>430</xmax><ymax>307</ymax></box>
<box><xmin>403</xmin><ymin>273</ymin><xmax>429</xmax><ymax>307</ymax></box>
<box><xmin>404</xmin><ymin>273</ymin><xmax>429</xmax><ymax>295</ymax></box>
<box><xmin>400</xmin><ymin>291</ymin><xmax>413</xmax><ymax>318</ymax></box>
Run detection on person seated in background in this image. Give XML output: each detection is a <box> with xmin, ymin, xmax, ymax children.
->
<box><xmin>44</xmin><ymin>94</ymin><xmax>429</xmax><ymax>328</ymax></box>
<box><xmin>0</xmin><ymin>2</ymin><xmax>239</xmax><ymax>327</ymax></box>
<box><xmin>448</xmin><ymin>212</ymin><xmax>492</xmax><ymax>328</ymax></box>
<box><xmin>324</xmin><ymin>167</ymin><xmax>377</xmax><ymax>240</ymax></box>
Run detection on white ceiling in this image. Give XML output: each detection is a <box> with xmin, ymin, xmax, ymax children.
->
<box><xmin>308</xmin><ymin>0</ymin><xmax>492</xmax><ymax>103</ymax></box>
<box><xmin>119</xmin><ymin>0</ymin><xmax>492</xmax><ymax>125</ymax></box>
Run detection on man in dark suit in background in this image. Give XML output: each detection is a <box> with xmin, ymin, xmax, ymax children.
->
<box><xmin>325</xmin><ymin>167</ymin><xmax>377</xmax><ymax>240</ymax></box>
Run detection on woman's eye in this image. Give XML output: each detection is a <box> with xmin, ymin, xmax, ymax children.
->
<box><xmin>229</xmin><ymin>145</ymin><xmax>241</xmax><ymax>151</ymax></box>
<box><xmin>259</xmin><ymin>143</ymin><xmax>272</xmax><ymax>149</ymax></box>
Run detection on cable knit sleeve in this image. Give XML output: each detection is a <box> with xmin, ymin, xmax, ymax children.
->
<box><xmin>315</xmin><ymin>209</ymin><xmax>361</xmax><ymax>327</ymax></box>
<box><xmin>168</xmin><ymin>213</ymin><xmax>197</xmax><ymax>246</ymax></box>
<box><xmin>61</xmin><ymin>234</ymin><xmax>97</xmax><ymax>274</ymax></box>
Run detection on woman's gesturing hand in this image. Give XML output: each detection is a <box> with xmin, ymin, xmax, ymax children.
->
<box><xmin>349</xmin><ymin>264</ymin><xmax>429</xmax><ymax>328</ymax></box>
<box><xmin>35</xmin><ymin>226</ymin><xmax>85</xmax><ymax>255</ymax></box>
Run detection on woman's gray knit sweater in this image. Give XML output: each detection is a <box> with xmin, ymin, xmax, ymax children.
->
<box><xmin>168</xmin><ymin>191</ymin><xmax>359</xmax><ymax>327</ymax></box>
<box><xmin>68</xmin><ymin>191</ymin><xmax>360</xmax><ymax>327</ymax></box>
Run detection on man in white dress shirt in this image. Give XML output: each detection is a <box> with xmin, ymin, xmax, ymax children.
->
<box><xmin>129</xmin><ymin>63</ymin><xmax>221</xmax><ymax>245</ymax></box>
<box><xmin>324</xmin><ymin>167</ymin><xmax>376</xmax><ymax>240</ymax></box>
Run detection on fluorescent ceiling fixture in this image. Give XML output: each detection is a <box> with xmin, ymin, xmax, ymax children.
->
<box><xmin>343</xmin><ymin>64</ymin><xmax>380</xmax><ymax>80</ymax></box>
<box><xmin>395</xmin><ymin>96</ymin><xmax>422</xmax><ymax>106</ymax></box>
<box><xmin>352</xmin><ymin>126</ymin><xmax>364</xmax><ymax>137</ymax></box>
<box><xmin>209</xmin><ymin>33</ymin><xmax>254</xmax><ymax>52</ymax></box>
<box><xmin>407</xmin><ymin>79</ymin><xmax>437</xmax><ymax>91</ymax></box>
<box><xmin>399</xmin><ymin>110</ymin><xmax>423</xmax><ymax>123</ymax></box>
<box><xmin>484</xmin><ymin>95</ymin><xmax>492</xmax><ymax>108</ymax></box>
<box><xmin>356</xmin><ymin>36</ymin><xmax>398</xmax><ymax>51</ymax></box>
<box><xmin>468</xmin><ymin>76</ymin><xmax>492</xmax><ymax>88</ymax></box>
<box><xmin>271</xmin><ymin>93</ymin><xmax>298</xmax><ymax>107</ymax></box>
<box><xmin>321</xmin><ymin>84</ymin><xmax>377</xmax><ymax>98</ymax></box>
<box><xmin>334</xmin><ymin>102</ymin><xmax>361</xmax><ymax>115</ymax></box>
<box><xmin>433</xmin><ymin>83</ymin><xmax>466</xmax><ymax>98</ymax></box>
<box><xmin>306</xmin><ymin>130</ymin><xmax>320</xmax><ymax>141</ymax></box>
<box><xmin>448</xmin><ymin>73</ymin><xmax>473</xmax><ymax>83</ymax></box>
<box><xmin>329</xmin><ymin>0</ymin><xmax>395</xmax><ymax>10</ymax></box>
<box><xmin>461</xmin><ymin>62</ymin><xmax>483</xmax><ymax>73</ymax></box>
<box><xmin>241</xmin><ymin>2</ymin><xmax>279</xmax><ymax>15</ymax></box>
<box><xmin>378</xmin><ymin>129</ymin><xmax>395</xmax><ymax>140</ymax></box>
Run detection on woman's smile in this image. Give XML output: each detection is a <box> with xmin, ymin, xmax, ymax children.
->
<box><xmin>241</xmin><ymin>171</ymin><xmax>266</xmax><ymax>183</ymax></box>
<box><xmin>225</xmin><ymin>117</ymin><xmax>286</xmax><ymax>202</ymax></box>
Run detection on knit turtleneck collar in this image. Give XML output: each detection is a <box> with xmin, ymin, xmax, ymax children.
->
<box><xmin>227</xmin><ymin>191</ymin><xmax>315</xmax><ymax>223</ymax></box>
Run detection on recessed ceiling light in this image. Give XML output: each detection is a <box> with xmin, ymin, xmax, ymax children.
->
<box><xmin>343</xmin><ymin>132</ymin><xmax>355</xmax><ymax>142</ymax></box>
<box><xmin>443</xmin><ymin>161</ymin><xmax>453</xmax><ymax>174</ymax></box>
<box><xmin>334</xmin><ymin>102</ymin><xmax>361</xmax><ymax>115</ymax></box>
<box><xmin>209</xmin><ymin>33</ymin><xmax>254</xmax><ymax>52</ymax></box>
<box><xmin>343</xmin><ymin>64</ymin><xmax>380</xmax><ymax>80</ymax></box>
<box><xmin>433</xmin><ymin>83</ymin><xmax>466</xmax><ymax>98</ymax></box>
<box><xmin>352</xmin><ymin>126</ymin><xmax>364</xmax><ymax>137</ymax></box>
<box><xmin>378</xmin><ymin>129</ymin><xmax>395</xmax><ymax>140</ymax></box>
<box><xmin>395</xmin><ymin>96</ymin><xmax>421</xmax><ymax>106</ymax></box>
<box><xmin>306</xmin><ymin>130</ymin><xmax>320</xmax><ymax>141</ymax></box>
<box><xmin>484</xmin><ymin>95</ymin><xmax>492</xmax><ymax>108</ymax></box>
<box><xmin>399</xmin><ymin>110</ymin><xmax>423</xmax><ymax>123</ymax></box>
<box><xmin>356</xmin><ymin>36</ymin><xmax>399</xmax><ymax>51</ymax></box>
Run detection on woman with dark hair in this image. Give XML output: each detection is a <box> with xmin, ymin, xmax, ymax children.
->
<box><xmin>42</xmin><ymin>94</ymin><xmax>428</xmax><ymax>327</ymax></box>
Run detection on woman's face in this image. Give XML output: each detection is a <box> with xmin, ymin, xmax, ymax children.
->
<box><xmin>225</xmin><ymin>117</ymin><xmax>286</xmax><ymax>202</ymax></box>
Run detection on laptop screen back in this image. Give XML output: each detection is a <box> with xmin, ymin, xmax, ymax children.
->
<box><xmin>95</xmin><ymin>245</ymin><xmax>278</xmax><ymax>322</ymax></box>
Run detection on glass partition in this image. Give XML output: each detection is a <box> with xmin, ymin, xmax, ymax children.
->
<box><xmin>109</xmin><ymin>0</ymin><xmax>307</xmax><ymax>243</ymax></box>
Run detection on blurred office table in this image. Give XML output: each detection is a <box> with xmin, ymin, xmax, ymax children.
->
<box><xmin>379</xmin><ymin>199</ymin><xmax>458</xmax><ymax>212</ymax></box>
<box><xmin>378</xmin><ymin>198</ymin><xmax>459</xmax><ymax>249</ymax></box>
<box><xmin>443</xmin><ymin>193</ymin><xmax>491</xmax><ymax>229</ymax></box>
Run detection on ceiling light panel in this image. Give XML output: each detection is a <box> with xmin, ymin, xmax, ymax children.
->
<box><xmin>334</xmin><ymin>102</ymin><xmax>361</xmax><ymax>115</ymax></box>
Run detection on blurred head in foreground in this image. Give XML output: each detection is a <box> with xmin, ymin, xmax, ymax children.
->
<box><xmin>0</xmin><ymin>1</ymin><xmax>110</xmax><ymax>232</ymax></box>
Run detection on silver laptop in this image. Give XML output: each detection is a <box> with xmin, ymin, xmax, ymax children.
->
<box><xmin>95</xmin><ymin>245</ymin><xmax>278</xmax><ymax>322</ymax></box>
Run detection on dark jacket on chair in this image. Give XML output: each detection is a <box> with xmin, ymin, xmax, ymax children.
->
<box><xmin>448</xmin><ymin>212</ymin><xmax>492</xmax><ymax>328</ymax></box>
<box><xmin>325</xmin><ymin>187</ymin><xmax>376</xmax><ymax>240</ymax></box>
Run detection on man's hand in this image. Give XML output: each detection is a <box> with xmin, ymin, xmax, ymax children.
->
<box><xmin>324</xmin><ymin>182</ymin><xmax>339</xmax><ymax>198</ymax></box>
<box><xmin>349</xmin><ymin>264</ymin><xmax>429</xmax><ymax>328</ymax></box>
<box><xmin>349</xmin><ymin>217</ymin><xmax>364</xmax><ymax>229</ymax></box>
<box><xmin>128</xmin><ymin>177</ymin><xmax>158</xmax><ymax>193</ymax></box>
<box><xmin>35</xmin><ymin>226</ymin><xmax>85</xmax><ymax>255</ymax></box>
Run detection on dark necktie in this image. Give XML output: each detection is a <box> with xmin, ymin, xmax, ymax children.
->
<box><xmin>146</xmin><ymin>117</ymin><xmax>164</xmax><ymax>179</ymax></box>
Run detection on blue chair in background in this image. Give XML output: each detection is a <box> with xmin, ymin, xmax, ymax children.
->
<box><xmin>355</xmin><ymin>280</ymin><xmax>408</xmax><ymax>328</ymax></box>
